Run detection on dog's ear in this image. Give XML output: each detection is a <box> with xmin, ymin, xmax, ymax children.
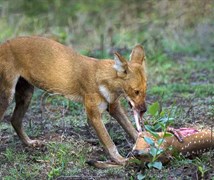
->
<box><xmin>113</xmin><ymin>52</ymin><xmax>128</xmax><ymax>76</ymax></box>
<box><xmin>130</xmin><ymin>45</ymin><xmax>146</xmax><ymax>67</ymax></box>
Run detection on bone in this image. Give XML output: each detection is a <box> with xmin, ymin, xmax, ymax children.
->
<box><xmin>133</xmin><ymin>110</ymin><xmax>142</xmax><ymax>132</ymax></box>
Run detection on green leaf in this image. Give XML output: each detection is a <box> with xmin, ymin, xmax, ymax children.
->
<box><xmin>144</xmin><ymin>124</ymin><xmax>154</xmax><ymax>131</ymax></box>
<box><xmin>160</xmin><ymin>111</ymin><xmax>165</xmax><ymax>117</ymax></box>
<box><xmin>157</xmin><ymin>138</ymin><xmax>165</xmax><ymax>145</ymax></box>
<box><xmin>137</xmin><ymin>173</ymin><xmax>146</xmax><ymax>180</ymax></box>
<box><xmin>148</xmin><ymin>161</ymin><xmax>163</xmax><ymax>170</ymax></box>
<box><xmin>145</xmin><ymin>125</ymin><xmax>160</xmax><ymax>139</ymax></box>
<box><xmin>157</xmin><ymin>148</ymin><xmax>164</xmax><ymax>155</ymax></box>
<box><xmin>158</xmin><ymin>122</ymin><xmax>166</xmax><ymax>129</ymax></box>
<box><xmin>159</xmin><ymin>117</ymin><xmax>174</xmax><ymax>124</ymax></box>
<box><xmin>144</xmin><ymin>137</ymin><xmax>154</xmax><ymax>146</ymax></box>
<box><xmin>152</xmin><ymin>161</ymin><xmax>163</xmax><ymax>170</ymax></box>
<box><xmin>149</xmin><ymin>147</ymin><xmax>157</xmax><ymax>157</ymax></box>
<box><xmin>198</xmin><ymin>166</ymin><xmax>203</xmax><ymax>173</ymax></box>
<box><xmin>154</xmin><ymin>124</ymin><xmax>161</xmax><ymax>131</ymax></box>
<box><xmin>163</xmin><ymin>132</ymin><xmax>173</xmax><ymax>138</ymax></box>
<box><xmin>147</xmin><ymin>162</ymin><xmax>153</xmax><ymax>169</ymax></box>
<box><xmin>148</xmin><ymin>102</ymin><xmax>160</xmax><ymax>116</ymax></box>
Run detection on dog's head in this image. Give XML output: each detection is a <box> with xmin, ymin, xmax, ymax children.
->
<box><xmin>114</xmin><ymin>45</ymin><xmax>147</xmax><ymax>131</ymax></box>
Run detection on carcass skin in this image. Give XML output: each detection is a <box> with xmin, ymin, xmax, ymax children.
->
<box><xmin>133</xmin><ymin>128</ymin><xmax>214</xmax><ymax>164</ymax></box>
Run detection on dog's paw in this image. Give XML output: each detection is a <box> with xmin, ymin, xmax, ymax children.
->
<box><xmin>110</xmin><ymin>153</ymin><xmax>128</xmax><ymax>166</ymax></box>
<box><xmin>113</xmin><ymin>156</ymin><xmax>128</xmax><ymax>166</ymax></box>
<box><xmin>26</xmin><ymin>139</ymin><xmax>44</xmax><ymax>147</ymax></box>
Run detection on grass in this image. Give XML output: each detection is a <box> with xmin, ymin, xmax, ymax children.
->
<box><xmin>149</xmin><ymin>83</ymin><xmax>214</xmax><ymax>99</ymax></box>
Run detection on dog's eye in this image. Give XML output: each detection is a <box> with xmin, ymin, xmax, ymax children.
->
<box><xmin>135</xmin><ymin>90</ymin><xmax>140</xmax><ymax>95</ymax></box>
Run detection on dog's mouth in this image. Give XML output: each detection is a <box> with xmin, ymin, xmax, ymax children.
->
<box><xmin>128</xmin><ymin>101</ymin><xmax>144</xmax><ymax>133</ymax></box>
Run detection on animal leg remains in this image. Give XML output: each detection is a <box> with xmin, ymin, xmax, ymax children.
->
<box><xmin>133</xmin><ymin>128</ymin><xmax>214</xmax><ymax>164</ymax></box>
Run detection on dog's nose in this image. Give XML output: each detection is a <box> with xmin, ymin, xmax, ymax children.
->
<box><xmin>141</xmin><ymin>106</ymin><xmax>147</xmax><ymax>113</ymax></box>
<box><xmin>139</xmin><ymin>104</ymin><xmax>147</xmax><ymax>113</ymax></box>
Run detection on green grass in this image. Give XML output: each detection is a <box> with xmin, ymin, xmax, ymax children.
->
<box><xmin>1</xmin><ymin>147</ymin><xmax>43</xmax><ymax>179</ymax></box>
<box><xmin>149</xmin><ymin>83</ymin><xmax>214</xmax><ymax>99</ymax></box>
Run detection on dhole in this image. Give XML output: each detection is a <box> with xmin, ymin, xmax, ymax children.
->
<box><xmin>0</xmin><ymin>36</ymin><xmax>147</xmax><ymax>165</ymax></box>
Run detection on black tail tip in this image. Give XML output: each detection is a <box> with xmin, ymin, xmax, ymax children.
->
<box><xmin>86</xmin><ymin>160</ymin><xmax>97</xmax><ymax>166</ymax></box>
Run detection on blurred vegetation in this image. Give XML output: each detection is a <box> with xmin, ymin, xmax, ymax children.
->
<box><xmin>0</xmin><ymin>0</ymin><xmax>213</xmax><ymax>58</ymax></box>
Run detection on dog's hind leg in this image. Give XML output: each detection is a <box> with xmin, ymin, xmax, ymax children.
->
<box><xmin>10</xmin><ymin>77</ymin><xmax>42</xmax><ymax>147</ymax></box>
<box><xmin>0</xmin><ymin>74</ymin><xmax>18</xmax><ymax>121</ymax></box>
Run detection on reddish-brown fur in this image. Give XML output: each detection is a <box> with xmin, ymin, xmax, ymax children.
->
<box><xmin>0</xmin><ymin>36</ymin><xmax>147</xmax><ymax>165</ymax></box>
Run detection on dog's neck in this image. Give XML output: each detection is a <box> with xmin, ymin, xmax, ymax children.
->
<box><xmin>95</xmin><ymin>60</ymin><xmax>126</xmax><ymax>103</ymax></box>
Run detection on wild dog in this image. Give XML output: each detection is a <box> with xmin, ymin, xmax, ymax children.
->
<box><xmin>0</xmin><ymin>36</ymin><xmax>147</xmax><ymax>165</ymax></box>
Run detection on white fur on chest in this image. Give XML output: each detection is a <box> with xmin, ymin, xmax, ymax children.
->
<box><xmin>99</xmin><ymin>85</ymin><xmax>112</xmax><ymax>103</ymax></box>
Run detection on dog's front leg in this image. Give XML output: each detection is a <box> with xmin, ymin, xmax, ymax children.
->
<box><xmin>84</xmin><ymin>94</ymin><xmax>126</xmax><ymax>165</ymax></box>
<box><xmin>108</xmin><ymin>101</ymin><xmax>138</xmax><ymax>141</ymax></box>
